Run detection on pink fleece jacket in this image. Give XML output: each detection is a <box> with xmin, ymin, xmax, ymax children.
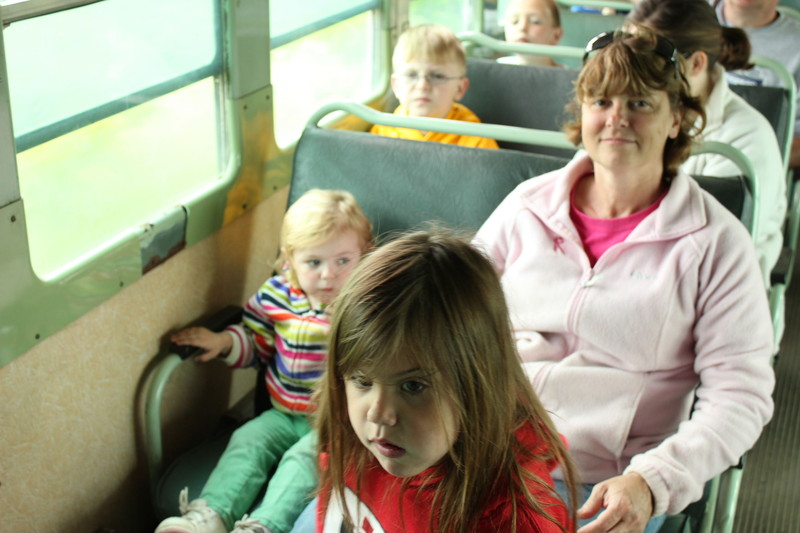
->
<box><xmin>474</xmin><ymin>152</ymin><xmax>775</xmax><ymax>516</ymax></box>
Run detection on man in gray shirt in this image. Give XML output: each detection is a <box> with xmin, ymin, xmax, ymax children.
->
<box><xmin>715</xmin><ymin>0</ymin><xmax>800</xmax><ymax>169</ymax></box>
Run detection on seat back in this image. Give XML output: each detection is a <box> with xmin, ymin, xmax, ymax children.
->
<box><xmin>290</xmin><ymin>125</ymin><xmax>752</xmax><ymax>243</ymax></box>
<box><xmin>289</xmin><ymin>126</ymin><xmax>571</xmax><ymax>237</ymax></box>
<box><xmin>461</xmin><ymin>58</ymin><xmax>578</xmax><ymax>158</ymax></box>
<box><xmin>557</xmin><ymin>6</ymin><xmax>626</xmax><ymax>64</ymax></box>
<box><xmin>730</xmin><ymin>83</ymin><xmax>793</xmax><ymax>167</ymax></box>
<box><xmin>694</xmin><ymin>174</ymin><xmax>752</xmax><ymax>231</ymax></box>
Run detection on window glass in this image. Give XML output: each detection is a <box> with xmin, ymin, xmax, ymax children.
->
<box><xmin>5</xmin><ymin>0</ymin><xmax>224</xmax><ymax>275</ymax></box>
<box><xmin>6</xmin><ymin>0</ymin><xmax>219</xmax><ymax>150</ymax></box>
<box><xmin>409</xmin><ymin>0</ymin><xmax>466</xmax><ymax>30</ymax></box>
<box><xmin>271</xmin><ymin>0</ymin><xmax>378</xmax><ymax>47</ymax></box>
<box><xmin>271</xmin><ymin>11</ymin><xmax>378</xmax><ymax>147</ymax></box>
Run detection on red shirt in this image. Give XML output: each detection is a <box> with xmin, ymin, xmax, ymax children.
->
<box><xmin>318</xmin><ymin>423</ymin><xmax>570</xmax><ymax>533</ymax></box>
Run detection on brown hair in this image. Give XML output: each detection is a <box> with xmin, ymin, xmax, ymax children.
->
<box><xmin>315</xmin><ymin>228</ymin><xmax>578</xmax><ymax>533</ymax></box>
<box><xmin>563</xmin><ymin>26</ymin><xmax>706</xmax><ymax>180</ymax></box>
<box><xmin>393</xmin><ymin>24</ymin><xmax>467</xmax><ymax>73</ymax></box>
<box><xmin>628</xmin><ymin>0</ymin><xmax>752</xmax><ymax>71</ymax></box>
<box><xmin>277</xmin><ymin>189</ymin><xmax>373</xmax><ymax>286</ymax></box>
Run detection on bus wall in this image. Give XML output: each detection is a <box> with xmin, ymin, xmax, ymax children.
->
<box><xmin>0</xmin><ymin>188</ymin><xmax>288</xmax><ymax>532</ymax></box>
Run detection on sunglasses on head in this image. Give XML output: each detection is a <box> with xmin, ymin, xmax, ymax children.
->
<box><xmin>583</xmin><ymin>31</ymin><xmax>681</xmax><ymax>80</ymax></box>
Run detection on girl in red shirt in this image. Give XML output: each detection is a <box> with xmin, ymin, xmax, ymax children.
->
<box><xmin>314</xmin><ymin>229</ymin><xmax>578</xmax><ymax>533</ymax></box>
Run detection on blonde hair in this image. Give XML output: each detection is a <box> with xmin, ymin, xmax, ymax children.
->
<box><xmin>315</xmin><ymin>228</ymin><xmax>578</xmax><ymax>533</ymax></box>
<box><xmin>563</xmin><ymin>25</ymin><xmax>706</xmax><ymax>180</ymax></box>
<box><xmin>393</xmin><ymin>24</ymin><xmax>467</xmax><ymax>73</ymax></box>
<box><xmin>504</xmin><ymin>0</ymin><xmax>562</xmax><ymax>29</ymax></box>
<box><xmin>277</xmin><ymin>189</ymin><xmax>373</xmax><ymax>286</ymax></box>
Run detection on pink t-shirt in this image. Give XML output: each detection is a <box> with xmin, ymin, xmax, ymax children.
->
<box><xmin>570</xmin><ymin>182</ymin><xmax>666</xmax><ymax>265</ymax></box>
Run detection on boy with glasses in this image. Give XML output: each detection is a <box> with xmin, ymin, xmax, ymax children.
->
<box><xmin>370</xmin><ymin>24</ymin><xmax>499</xmax><ymax>149</ymax></box>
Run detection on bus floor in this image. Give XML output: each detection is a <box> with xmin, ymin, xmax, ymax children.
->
<box><xmin>732</xmin><ymin>272</ymin><xmax>800</xmax><ymax>531</ymax></box>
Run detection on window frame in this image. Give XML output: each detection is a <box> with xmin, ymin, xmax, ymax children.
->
<box><xmin>0</xmin><ymin>0</ymin><xmax>395</xmax><ymax>367</ymax></box>
<box><xmin>0</xmin><ymin>0</ymin><xmax>262</xmax><ymax>367</ymax></box>
<box><xmin>0</xmin><ymin>0</ymin><xmax>104</xmax><ymax>24</ymax></box>
<box><xmin>271</xmin><ymin>0</ymin><xmax>381</xmax><ymax>49</ymax></box>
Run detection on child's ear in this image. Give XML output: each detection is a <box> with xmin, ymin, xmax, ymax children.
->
<box><xmin>454</xmin><ymin>76</ymin><xmax>469</xmax><ymax>101</ymax></box>
<box><xmin>552</xmin><ymin>26</ymin><xmax>564</xmax><ymax>45</ymax></box>
<box><xmin>668</xmin><ymin>109</ymin><xmax>681</xmax><ymax>139</ymax></box>
<box><xmin>688</xmin><ymin>51</ymin><xmax>708</xmax><ymax>78</ymax></box>
<box><xmin>280</xmin><ymin>247</ymin><xmax>293</xmax><ymax>272</ymax></box>
<box><xmin>390</xmin><ymin>74</ymin><xmax>402</xmax><ymax>101</ymax></box>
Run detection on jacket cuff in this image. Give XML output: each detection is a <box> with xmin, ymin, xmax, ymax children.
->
<box><xmin>623</xmin><ymin>465</ymin><xmax>668</xmax><ymax>517</ymax></box>
<box><xmin>221</xmin><ymin>328</ymin><xmax>242</xmax><ymax>366</ymax></box>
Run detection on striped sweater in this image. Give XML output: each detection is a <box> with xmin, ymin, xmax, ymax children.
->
<box><xmin>223</xmin><ymin>275</ymin><xmax>329</xmax><ymax>414</ymax></box>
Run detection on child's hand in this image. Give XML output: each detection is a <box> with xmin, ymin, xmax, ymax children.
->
<box><xmin>170</xmin><ymin>327</ymin><xmax>233</xmax><ymax>362</ymax></box>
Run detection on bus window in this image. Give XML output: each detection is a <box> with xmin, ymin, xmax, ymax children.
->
<box><xmin>410</xmin><ymin>0</ymin><xmax>495</xmax><ymax>31</ymax></box>
<box><xmin>5</xmin><ymin>0</ymin><xmax>224</xmax><ymax>276</ymax></box>
<box><xmin>270</xmin><ymin>0</ymin><xmax>383</xmax><ymax>147</ymax></box>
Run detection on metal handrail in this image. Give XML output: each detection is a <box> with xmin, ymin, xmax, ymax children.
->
<box><xmin>777</xmin><ymin>5</ymin><xmax>800</xmax><ymax>23</ymax></box>
<box><xmin>690</xmin><ymin>140</ymin><xmax>758</xmax><ymax>238</ymax></box>
<box><xmin>457</xmin><ymin>30</ymin><xmax>584</xmax><ymax>62</ymax></box>
<box><xmin>307</xmin><ymin>101</ymin><xmax>576</xmax><ymax>151</ymax></box>
<box><xmin>143</xmin><ymin>352</ymin><xmax>185</xmax><ymax>506</ymax></box>
<box><xmin>750</xmin><ymin>55</ymin><xmax>797</xmax><ymax>176</ymax></box>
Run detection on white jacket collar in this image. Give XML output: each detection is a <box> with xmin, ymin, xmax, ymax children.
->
<box><xmin>697</xmin><ymin>64</ymin><xmax>729</xmax><ymax>135</ymax></box>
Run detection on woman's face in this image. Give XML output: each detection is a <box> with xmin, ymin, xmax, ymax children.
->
<box><xmin>580</xmin><ymin>90</ymin><xmax>681</xmax><ymax>175</ymax></box>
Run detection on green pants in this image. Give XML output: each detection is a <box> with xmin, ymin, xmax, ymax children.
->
<box><xmin>201</xmin><ymin>409</ymin><xmax>319</xmax><ymax>532</ymax></box>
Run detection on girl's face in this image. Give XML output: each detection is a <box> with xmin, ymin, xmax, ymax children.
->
<box><xmin>289</xmin><ymin>229</ymin><xmax>363</xmax><ymax>309</ymax></box>
<box><xmin>345</xmin><ymin>354</ymin><xmax>459</xmax><ymax>478</ymax></box>
<box><xmin>503</xmin><ymin>0</ymin><xmax>562</xmax><ymax>46</ymax></box>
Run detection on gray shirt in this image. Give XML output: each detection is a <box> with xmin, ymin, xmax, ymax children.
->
<box><xmin>715</xmin><ymin>2</ymin><xmax>800</xmax><ymax>134</ymax></box>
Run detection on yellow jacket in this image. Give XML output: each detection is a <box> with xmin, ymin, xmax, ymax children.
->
<box><xmin>370</xmin><ymin>103</ymin><xmax>499</xmax><ymax>149</ymax></box>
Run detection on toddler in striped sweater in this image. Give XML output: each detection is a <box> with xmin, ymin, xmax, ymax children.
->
<box><xmin>158</xmin><ymin>189</ymin><xmax>373</xmax><ymax>533</ymax></box>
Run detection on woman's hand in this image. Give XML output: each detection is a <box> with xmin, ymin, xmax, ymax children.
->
<box><xmin>576</xmin><ymin>472</ymin><xmax>654</xmax><ymax>533</ymax></box>
<box><xmin>170</xmin><ymin>327</ymin><xmax>233</xmax><ymax>362</ymax></box>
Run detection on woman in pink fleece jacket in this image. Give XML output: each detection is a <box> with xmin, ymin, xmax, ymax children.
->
<box><xmin>475</xmin><ymin>27</ymin><xmax>775</xmax><ymax>533</ymax></box>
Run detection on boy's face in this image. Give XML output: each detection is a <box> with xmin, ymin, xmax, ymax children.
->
<box><xmin>503</xmin><ymin>0</ymin><xmax>562</xmax><ymax>46</ymax></box>
<box><xmin>288</xmin><ymin>229</ymin><xmax>363</xmax><ymax>309</ymax></box>
<box><xmin>390</xmin><ymin>58</ymin><xmax>469</xmax><ymax>119</ymax></box>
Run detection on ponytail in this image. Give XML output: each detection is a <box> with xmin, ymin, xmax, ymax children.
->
<box><xmin>718</xmin><ymin>26</ymin><xmax>753</xmax><ymax>71</ymax></box>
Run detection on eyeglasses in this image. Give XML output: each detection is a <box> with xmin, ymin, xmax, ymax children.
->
<box><xmin>395</xmin><ymin>71</ymin><xmax>464</xmax><ymax>87</ymax></box>
<box><xmin>583</xmin><ymin>31</ymin><xmax>680</xmax><ymax>80</ymax></box>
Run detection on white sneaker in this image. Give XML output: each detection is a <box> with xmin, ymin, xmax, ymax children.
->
<box><xmin>230</xmin><ymin>515</ymin><xmax>269</xmax><ymax>533</ymax></box>
<box><xmin>155</xmin><ymin>487</ymin><xmax>227</xmax><ymax>533</ymax></box>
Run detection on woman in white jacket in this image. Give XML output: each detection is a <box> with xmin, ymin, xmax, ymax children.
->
<box><xmin>628</xmin><ymin>0</ymin><xmax>786</xmax><ymax>288</ymax></box>
<box><xmin>475</xmin><ymin>27</ymin><xmax>774</xmax><ymax>533</ymax></box>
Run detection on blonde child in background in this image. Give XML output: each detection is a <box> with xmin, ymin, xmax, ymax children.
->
<box><xmin>371</xmin><ymin>24</ymin><xmax>500</xmax><ymax>149</ymax></box>
<box><xmin>314</xmin><ymin>229</ymin><xmax>578</xmax><ymax>533</ymax></box>
<box><xmin>156</xmin><ymin>189</ymin><xmax>373</xmax><ymax>533</ymax></box>
<box><xmin>499</xmin><ymin>0</ymin><xmax>564</xmax><ymax>67</ymax></box>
